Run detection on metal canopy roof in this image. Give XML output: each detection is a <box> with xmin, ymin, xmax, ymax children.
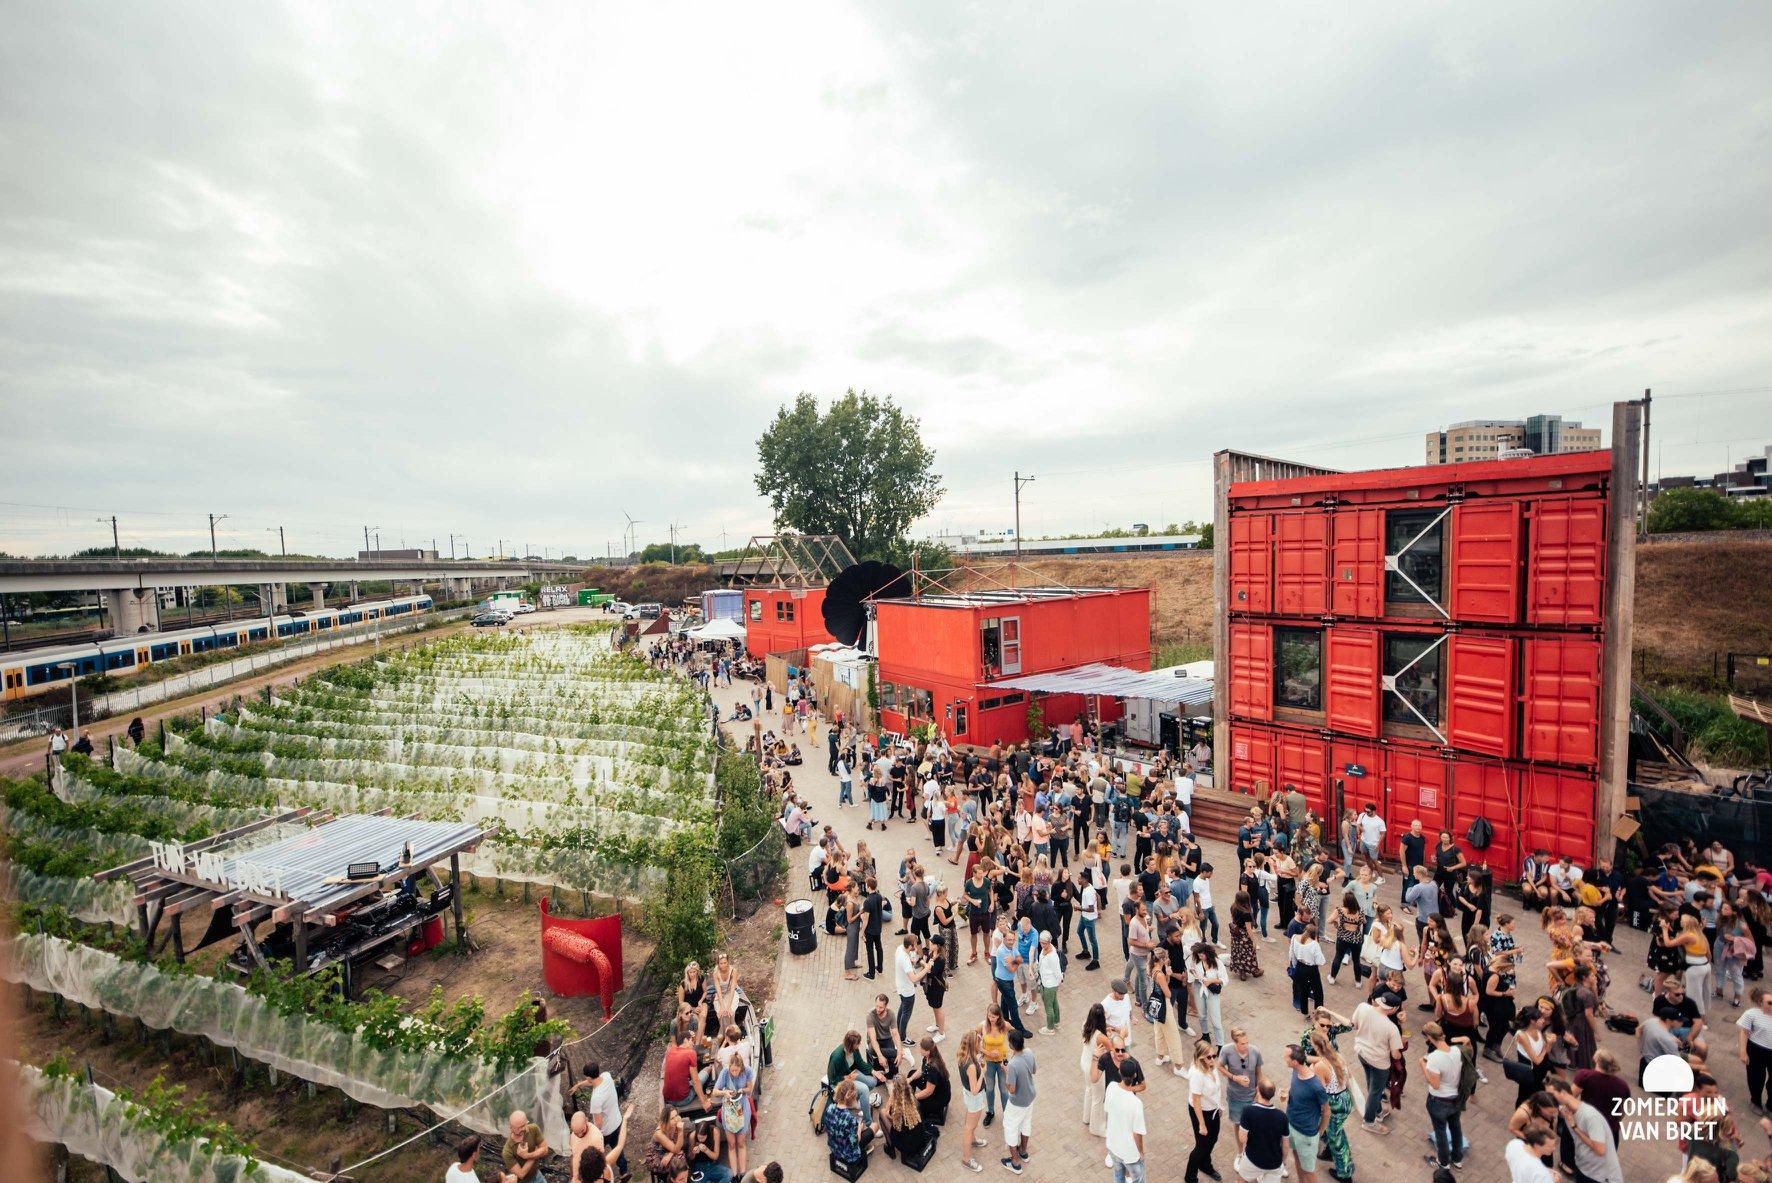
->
<box><xmin>214</xmin><ymin>815</ymin><xmax>485</xmax><ymax>913</ymax></box>
<box><xmin>875</xmin><ymin>584</ymin><xmax>1127</xmax><ymax>610</ymax></box>
<box><xmin>983</xmin><ymin>663</ymin><xmax>1215</xmax><ymax>708</ymax></box>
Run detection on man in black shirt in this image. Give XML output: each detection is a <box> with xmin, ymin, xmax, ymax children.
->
<box><xmin>1652</xmin><ymin>983</ymin><xmax>1706</xmax><ymax>1050</ymax></box>
<box><xmin>1399</xmin><ymin>822</ymin><xmax>1427</xmax><ymax>898</ymax></box>
<box><xmin>861</xmin><ymin>877</ymin><xmax>886</xmax><ymax>980</ymax></box>
<box><xmin>1239</xmin><ymin>1079</ymin><xmax>1290</xmax><ymax>1182</ymax></box>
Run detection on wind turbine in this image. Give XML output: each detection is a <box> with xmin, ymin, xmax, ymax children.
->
<box><xmin>621</xmin><ymin>511</ymin><xmax>643</xmax><ymax>559</ymax></box>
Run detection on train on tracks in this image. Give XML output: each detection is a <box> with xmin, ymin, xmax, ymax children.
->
<box><xmin>0</xmin><ymin>594</ymin><xmax>432</xmax><ymax>702</ymax></box>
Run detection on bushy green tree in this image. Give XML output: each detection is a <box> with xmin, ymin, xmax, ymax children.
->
<box><xmin>755</xmin><ymin>390</ymin><xmax>944</xmax><ymax>560</ymax></box>
<box><xmin>1649</xmin><ymin>487</ymin><xmax>1737</xmax><ymax>533</ymax></box>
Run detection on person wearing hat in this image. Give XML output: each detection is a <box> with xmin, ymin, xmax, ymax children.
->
<box><xmin>1350</xmin><ymin>992</ymin><xmax>1403</xmax><ymax>1131</ymax></box>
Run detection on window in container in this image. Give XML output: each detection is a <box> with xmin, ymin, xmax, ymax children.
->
<box><xmin>1383</xmin><ymin>633</ymin><xmax>1443</xmax><ymax>728</ymax></box>
<box><xmin>1273</xmin><ymin>627</ymin><xmax>1323</xmax><ymax>713</ymax></box>
<box><xmin>1385</xmin><ymin>508</ymin><xmax>1445</xmax><ymax>611</ymax></box>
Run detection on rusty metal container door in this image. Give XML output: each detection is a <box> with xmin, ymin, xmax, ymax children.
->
<box><xmin>1230</xmin><ymin>513</ymin><xmax>1273</xmax><ymax>614</ymax></box>
<box><xmin>1445</xmin><ymin>633</ymin><xmax>1517</xmax><ymax>758</ymax></box>
<box><xmin>1383</xmin><ymin>744</ymin><xmax>1451</xmax><ymax>855</ymax></box>
<box><xmin>1275</xmin><ymin>728</ymin><xmax>1330</xmax><ymax>819</ymax></box>
<box><xmin>1520</xmin><ymin>766</ymin><xmax>1597</xmax><ymax>863</ymax></box>
<box><xmin>1449</xmin><ymin>759</ymin><xmax>1521</xmax><ymax>881</ymax></box>
<box><xmin>1526</xmin><ymin>497</ymin><xmax>1606</xmax><ymax>626</ymax></box>
<box><xmin>1229</xmin><ymin>622</ymin><xmax>1273</xmax><ymax>722</ymax></box>
<box><xmin>1331</xmin><ymin>507</ymin><xmax>1384</xmax><ymax>619</ymax></box>
<box><xmin>1449</xmin><ymin>501</ymin><xmax>1523</xmax><ymax>623</ymax></box>
<box><xmin>1274</xmin><ymin>511</ymin><xmax>1329</xmax><ymax>616</ymax></box>
<box><xmin>1324</xmin><ymin>626</ymin><xmax>1381</xmax><ymax>737</ymax></box>
<box><xmin>1520</xmin><ymin>635</ymin><xmax>1601</xmax><ymax>767</ymax></box>
<box><xmin>1229</xmin><ymin>724</ymin><xmax>1276</xmax><ymax>796</ymax></box>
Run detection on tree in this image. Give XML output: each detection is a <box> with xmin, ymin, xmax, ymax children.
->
<box><xmin>637</xmin><ymin>542</ymin><xmax>707</xmax><ymax>565</ymax></box>
<box><xmin>1196</xmin><ymin>522</ymin><xmax>1215</xmax><ymax>549</ymax></box>
<box><xmin>754</xmin><ymin>390</ymin><xmax>944</xmax><ymax>560</ymax></box>
<box><xmin>1648</xmin><ymin>487</ymin><xmax>1737</xmax><ymax>534</ymax></box>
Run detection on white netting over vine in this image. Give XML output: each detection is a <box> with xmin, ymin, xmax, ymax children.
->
<box><xmin>5</xmin><ymin>935</ymin><xmax>567</xmax><ymax>1150</ymax></box>
<box><xmin>20</xmin><ymin>1062</ymin><xmax>314</xmax><ymax>1183</ymax></box>
<box><xmin>3</xmin><ymin>866</ymin><xmax>136</xmax><ymax>926</ymax></box>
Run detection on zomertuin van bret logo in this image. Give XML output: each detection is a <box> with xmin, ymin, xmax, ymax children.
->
<box><xmin>1613</xmin><ymin>1055</ymin><xmax>1726</xmax><ymax>1143</ymax></box>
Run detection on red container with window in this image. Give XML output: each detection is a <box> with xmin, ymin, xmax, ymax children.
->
<box><xmin>1226</xmin><ymin>450</ymin><xmax>1612</xmax><ymax>871</ymax></box>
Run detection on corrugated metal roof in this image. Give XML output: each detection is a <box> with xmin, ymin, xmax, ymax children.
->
<box><xmin>982</xmin><ymin>663</ymin><xmax>1214</xmax><ymax>707</ymax></box>
<box><xmin>216</xmin><ymin>815</ymin><xmax>483</xmax><ymax>912</ymax></box>
<box><xmin>875</xmin><ymin>585</ymin><xmax>1130</xmax><ymax>610</ymax></box>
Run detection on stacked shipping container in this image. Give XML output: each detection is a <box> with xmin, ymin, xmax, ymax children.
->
<box><xmin>1222</xmin><ymin>450</ymin><xmax>1612</xmax><ymax>878</ymax></box>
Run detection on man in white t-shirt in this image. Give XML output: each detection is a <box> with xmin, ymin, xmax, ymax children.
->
<box><xmin>894</xmin><ymin>934</ymin><xmax>920</xmax><ymax>1042</ymax></box>
<box><xmin>1172</xmin><ymin>771</ymin><xmax>1194</xmax><ymax>815</ymax></box>
<box><xmin>1102</xmin><ymin>979</ymin><xmax>1134</xmax><ymax>1045</ymax></box>
<box><xmin>1355</xmin><ymin>805</ymin><xmax>1385</xmax><ymax>863</ymax></box>
<box><xmin>1548</xmin><ymin>856</ymin><xmax>1585</xmax><ymax>907</ymax></box>
<box><xmin>447</xmin><ymin>1134</ymin><xmax>513</xmax><ymax>1183</ymax></box>
<box><xmin>1504</xmin><ymin>1123</ymin><xmax>1558</xmax><ymax>1183</ymax></box>
<box><xmin>1104</xmin><ymin>1058</ymin><xmax>1148</xmax><ymax>1183</ymax></box>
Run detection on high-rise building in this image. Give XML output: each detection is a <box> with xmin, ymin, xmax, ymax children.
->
<box><xmin>1424</xmin><ymin>414</ymin><xmax>1601</xmax><ymax>464</ymax></box>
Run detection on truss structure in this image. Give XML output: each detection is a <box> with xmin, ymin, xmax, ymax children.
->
<box><xmin>732</xmin><ymin>534</ymin><xmax>857</xmax><ymax>587</ymax></box>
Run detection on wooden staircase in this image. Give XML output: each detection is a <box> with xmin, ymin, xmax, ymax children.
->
<box><xmin>1188</xmin><ymin>785</ymin><xmax>1261</xmax><ymax>845</ymax></box>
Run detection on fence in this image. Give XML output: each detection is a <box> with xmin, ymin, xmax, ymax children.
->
<box><xmin>0</xmin><ymin>610</ymin><xmax>470</xmax><ymax>743</ymax></box>
<box><xmin>1635</xmin><ymin>783</ymin><xmax>1772</xmax><ymax>869</ymax></box>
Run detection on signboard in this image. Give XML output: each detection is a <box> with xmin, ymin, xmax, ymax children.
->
<box><xmin>1234</xmin><ymin>739</ymin><xmax>1250</xmax><ymax>760</ymax></box>
<box><xmin>1418</xmin><ymin>783</ymin><xmax>1438</xmax><ymax>809</ymax></box>
<box><xmin>1343</xmin><ymin>763</ymin><xmax>1367</xmax><ymax>778</ymax></box>
<box><xmin>540</xmin><ymin>584</ymin><xmax>572</xmax><ymax>609</ymax></box>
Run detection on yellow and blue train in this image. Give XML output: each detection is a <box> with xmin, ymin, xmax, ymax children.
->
<box><xmin>0</xmin><ymin>594</ymin><xmax>432</xmax><ymax>703</ymax></box>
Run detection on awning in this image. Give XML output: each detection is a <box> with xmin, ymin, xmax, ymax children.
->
<box><xmin>983</xmin><ymin>663</ymin><xmax>1214</xmax><ymax>709</ymax></box>
<box><xmin>687</xmin><ymin>618</ymin><xmax>747</xmax><ymax>641</ymax></box>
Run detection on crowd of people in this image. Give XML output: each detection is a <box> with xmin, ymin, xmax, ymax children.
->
<box><xmin>624</xmin><ymin>636</ymin><xmax>1772</xmax><ymax>1183</ymax></box>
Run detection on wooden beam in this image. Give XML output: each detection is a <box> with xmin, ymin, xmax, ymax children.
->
<box><xmin>1597</xmin><ymin>398</ymin><xmax>1641</xmax><ymax>865</ymax></box>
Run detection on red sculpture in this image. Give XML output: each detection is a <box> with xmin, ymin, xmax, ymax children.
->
<box><xmin>539</xmin><ymin>897</ymin><xmax>623</xmax><ymax>1020</ymax></box>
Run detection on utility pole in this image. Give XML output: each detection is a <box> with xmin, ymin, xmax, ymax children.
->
<box><xmin>97</xmin><ymin>516</ymin><xmax>120</xmax><ymax>558</ymax></box>
<box><xmin>267</xmin><ymin>526</ymin><xmax>285</xmax><ymax>555</ymax></box>
<box><xmin>449</xmin><ymin>533</ymin><xmax>457</xmax><ymax>559</ymax></box>
<box><xmin>364</xmin><ymin>525</ymin><xmax>371</xmax><ymax>554</ymax></box>
<box><xmin>209</xmin><ymin>513</ymin><xmax>227</xmax><ymax>558</ymax></box>
<box><xmin>1639</xmin><ymin>388</ymin><xmax>1652</xmax><ymax>539</ymax></box>
<box><xmin>374</xmin><ymin>528</ymin><xmax>381</xmax><ymax>553</ymax></box>
<box><xmin>669</xmin><ymin>522</ymin><xmax>678</xmax><ymax>564</ymax></box>
<box><xmin>1013</xmin><ymin>472</ymin><xmax>1036</xmax><ymax>561</ymax></box>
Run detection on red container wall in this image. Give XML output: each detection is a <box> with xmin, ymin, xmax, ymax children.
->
<box><xmin>1520</xmin><ymin>636</ymin><xmax>1601</xmax><ymax>767</ymax></box>
<box><xmin>1527</xmin><ymin>497</ymin><xmax>1606</xmax><ymax>626</ymax></box>
<box><xmin>1230</xmin><ymin>514</ymin><xmax>1272</xmax><ymax>613</ymax></box>
<box><xmin>1228</xmin><ymin>724</ymin><xmax>1276</xmax><ymax>795</ymax></box>
<box><xmin>1229</xmin><ymin>623</ymin><xmax>1272</xmax><ymax>721</ymax></box>
<box><xmin>1275</xmin><ymin>730</ymin><xmax>1329</xmax><ymax>818</ymax></box>
<box><xmin>743</xmin><ymin>588</ymin><xmax>834</xmax><ymax>658</ymax></box>
<box><xmin>1324</xmin><ymin>627</ymin><xmax>1381</xmax><ymax>737</ymax></box>
<box><xmin>1445</xmin><ymin>634</ymin><xmax>1516</xmax><ymax>758</ymax></box>
<box><xmin>1449</xmin><ymin>501</ymin><xmax>1522</xmax><ymax>623</ymax></box>
<box><xmin>1329</xmin><ymin>740</ymin><xmax>1383</xmax><ymax>820</ymax></box>
<box><xmin>875</xmin><ymin>600</ymin><xmax>983</xmax><ymax>688</ymax></box>
<box><xmin>1520</xmin><ymin>767</ymin><xmax>1597</xmax><ymax>863</ymax></box>
<box><xmin>1273</xmin><ymin>512</ymin><xmax>1329</xmax><ymax>616</ymax></box>
<box><xmin>1383</xmin><ymin>745</ymin><xmax>1451</xmax><ymax>854</ymax></box>
<box><xmin>1450</xmin><ymin>759</ymin><xmax>1521</xmax><ymax>880</ymax></box>
<box><xmin>1330</xmin><ymin>508</ymin><xmax>1384</xmax><ymax>619</ymax></box>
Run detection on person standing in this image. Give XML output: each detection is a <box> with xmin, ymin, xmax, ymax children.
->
<box><xmin>1236</xmin><ymin>1080</ymin><xmax>1290</xmax><ymax>1183</ymax></box>
<box><xmin>862</xmin><ymin>876</ymin><xmax>886</xmax><ymax>980</ymax></box>
<box><xmin>1352</xmin><ymin>993</ymin><xmax>1403</xmax><ymax>1132</ymax></box>
<box><xmin>894</xmin><ymin>934</ymin><xmax>920</xmax><ymax>1042</ymax></box>
<box><xmin>836</xmin><ymin>752</ymin><xmax>854</xmax><ymax>808</ymax></box>
<box><xmin>1282</xmin><ymin>1044</ymin><xmax>1328</xmax><ymax>1183</ymax></box>
<box><xmin>1000</xmin><ymin>1030</ymin><xmax>1038</xmax><ymax>1174</ymax></box>
<box><xmin>1220</xmin><ymin>1029</ymin><xmax>1263</xmax><ymax>1137</ymax></box>
<box><xmin>1104</xmin><ymin>1057</ymin><xmax>1148</xmax><ymax>1183</ymax></box>
<box><xmin>1355</xmin><ymin>805</ymin><xmax>1385</xmax><ymax>869</ymax></box>
<box><xmin>1418</xmin><ymin>1022</ymin><xmax>1465</xmax><ymax>1172</ymax></box>
<box><xmin>1037</xmin><ymin>932</ymin><xmax>1064</xmax><ymax>1034</ymax></box>
<box><xmin>1739</xmin><ymin>986</ymin><xmax>1772</xmax><ymax>1112</ymax></box>
<box><xmin>1184</xmin><ymin>1038</ymin><xmax>1224</xmax><ymax>1183</ymax></box>
<box><xmin>1399</xmin><ymin>820</ymin><xmax>1426</xmax><ymax>894</ymax></box>
<box><xmin>992</xmin><ymin>930</ymin><xmax>1031</xmax><ymax>1036</ymax></box>
<box><xmin>1078</xmin><ymin>862</ymin><xmax>1104</xmax><ymax>969</ymax></box>
<box><xmin>1546</xmin><ymin>1076</ymin><xmax>1623</xmax><ymax>1183</ymax></box>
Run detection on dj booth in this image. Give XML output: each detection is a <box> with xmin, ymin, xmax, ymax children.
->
<box><xmin>96</xmin><ymin>813</ymin><xmax>493</xmax><ymax>996</ymax></box>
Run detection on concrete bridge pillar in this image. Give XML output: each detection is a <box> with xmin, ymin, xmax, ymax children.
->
<box><xmin>307</xmin><ymin>582</ymin><xmax>327</xmax><ymax>610</ymax></box>
<box><xmin>348</xmin><ymin>581</ymin><xmax>360</xmax><ymax>603</ymax></box>
<box><xmin>102</xmin><ymin>588</ymin><xmax>159</xmax><ymax>635</ymax></box>
<box><xmin>258</xmin><ymin>583</ymin><xmax>288</xmax><ymax>616</ymax></box>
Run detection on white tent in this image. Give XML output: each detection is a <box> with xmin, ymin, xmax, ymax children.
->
<box><xmin>687</xmin><ymin>617</ymin><xmax>747</xmax><ymax>641</ymax></box>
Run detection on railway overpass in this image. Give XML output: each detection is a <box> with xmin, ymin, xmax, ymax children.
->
<box><xmin>0</xmin><ymin>557</ymin><xmax>582</xmax><ymax>634</ymax></box>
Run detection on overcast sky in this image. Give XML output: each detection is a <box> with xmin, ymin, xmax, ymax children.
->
<box><xmin>2</xmin><ymin>3</ymin><xmax>1769</xmax><ymax>558</ymax></box>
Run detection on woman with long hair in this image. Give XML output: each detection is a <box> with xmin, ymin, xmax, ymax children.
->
<box><xmin>1184</xmin><ymin>1036</ymin><xmax>1224</xmax><ymax>1183</ymax></box>
<box><xmin>1229</xmin><ymin>889</ymin><xmax>1262</xmax><ymax>981</ymax></box>
<box><xmin>642</xmin><ymin>1105</ymin><xmax>690</xmax><ymax>1183</ymax></box>
<box><xmin>1329</xmin><ymin>892</ymin><xmax>1366</xmax><ymax>987</ymax></box>
<box><xmin>711</xmin><ymin>951</ymin><xmax>740</xmax><ymax>1032</ymax></box>
<box><xmin>955</xmin><ymin>1030</ymin><xmax>988</xmax><ymax>1172</ymax></box>
<box><xmin>1311</xmin><ymin>1030</ymin><xmax>1356</xmax><ymax>1183</ymax></box>
<box><xmin>843</xmin><ymin>883</ymin><xmax>864</xmax><ymax>981</ymax></box>
<box><xmin>1081</xmin><ymin>1002</ymin><xmax>1115</xmax><ymax>1138</ymax></box>
<box><xmin>922</xmin><ymin>933</ymin><xmax>950</xmax><ymax>1041</ymax></box>
<box><xmin>1290</xmin><ymin>921</ymin><xmax>1327</xmax><ymax>1015</ymax></box>
<box><xmin>823</xmin><ymin>1079</ymin><xmax>872</xmax><ymax>1170</ymax></box>
<box><xmin>978</xmin><ymin>1004</ymin><xmax>1012</xmax><ymax>1127</ymax></box>
<box><xmin>1190</xmin><ymin>943</ymin><xmax>1229</xmax><ymax>1046</ymax></box>
<box><xmin>1435</xmin><ymin>961</ymin><xmax>1480</xmax><ymax>1047</ymax></box>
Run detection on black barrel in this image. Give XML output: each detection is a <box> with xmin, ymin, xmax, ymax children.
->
<box><xmin>784</xmin><ymin>898</ymin><xmax>817</xmax><ymax>954</ymax></box>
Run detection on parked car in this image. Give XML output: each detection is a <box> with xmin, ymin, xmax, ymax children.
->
<box><xmin>611</xmin><ymin>600</ymin><xmax>635</xmax><ymax>617</ymax></box>
<box><xmin>471</xmin><ymin>612</ymin><xmax>508</xmax><ymax>628</ymax></box>
<box><xmin>514</xmin><ymin>602</ymin><xmax>536</xmax><ymax>614</ymax></box>
<box><xmin>636</xmin><ymin>602</ymin><xmax>663</xmax><ymax>619</ymax></box>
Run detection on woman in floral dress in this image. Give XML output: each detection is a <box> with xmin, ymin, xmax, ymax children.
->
<box><xmin>1230</xmin><ymin>889</ymin><xmax>1262</xmax><ymax>980</ymax></box>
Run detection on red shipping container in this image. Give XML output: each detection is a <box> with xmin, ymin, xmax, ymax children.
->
<box><xmin>1229</xmin><ymin>724</ymin><xmax>1276</xmax><ymax>796</ymax></box>
<box><xmin>1449</xmin><ymin>501</ymin><xmax>1523</xmax><ymax>623</ymax></box>
<box><xmin>1275</xmin><ymin>730</ymin><xmax>1329</xmax><ymax>818</ymax></box>
<box><xmin>1324</xmin><ymin>626</ymin><xmax>1381</xmax><ymax>737</ymax></box>
<box><xmin>1229</xmin><ymin>514</ymin><xmax>1272</xmax><ymax>613</ymax></box>
<box><xmin>1330</xmin><ymin>508</ymin><xmax>1384</xmax><ymax>619</ymax></box>
<box><xmin>1273</xmin><ymin>512</ymin><xmax>1329</xmax><ymax>616</ymax></box>
<box><xmin>1445</xmin><ymin>634</ymin><xmax>1516</xmax><ymax>758</ymax></box>
<box><xmin>1520</xmin><ymin>767</ymin><xmax>1597</xmax><ymax>863</ymax></box>
<box><xmin>1520</xmin><ymin>636</ymin><xmax>1601</xmax><ymax>766</ymax></box>
<box><xmin>1229</xmin><ymin>623</ymin><xmax>1272</xmax><ymax>721</ymax></box>
<box><xmin>1527</xmin><ymin>498</ymin><xmax>1606</xmax><ymax>626</ymax></box>
<box><xmin>1383</xmin><ymin>745</ymin><xmax>1450</xmax><ymax>854</ymax></box>
<box><xmin>1329</xmin><ymin>740</ymin><xmax>1382</xmax><ymax>825</ymax></box>
<box><xmin>1449</xmin><ymin>759</ymin><xmax>1521</xmax><ymax>880</ymax></box>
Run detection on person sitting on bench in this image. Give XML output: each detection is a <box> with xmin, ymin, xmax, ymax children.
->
<box><xmin>661</xmin><ymin>1028</ymin><xmax>711</xmax><ymax>1113</ymax></box>
<box><xmin>824</xmin><ymin>1079</ymin><xmax>874</xmax><ymax>1172</ymax></box>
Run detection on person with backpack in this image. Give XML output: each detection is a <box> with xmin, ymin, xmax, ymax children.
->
<box><xmin>1110</xmin><ymin>786</ymin><xmax>1134</xmax><ymax>859</ymax></box>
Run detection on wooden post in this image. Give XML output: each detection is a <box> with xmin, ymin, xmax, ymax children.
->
<box><xmin>450</xmin><ymin>854</ymin><xmax>467</xmax><ymax>950</ymax></box>
<box><xmin>1597</xmin><ymin>398</ymin><xmax>1642</xmax><ymax>865</ymax></box>
<box><xmin>1210</xmin><ymin>450</ymin><xmax>1231</xmax><ymax>792</ymax></box>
